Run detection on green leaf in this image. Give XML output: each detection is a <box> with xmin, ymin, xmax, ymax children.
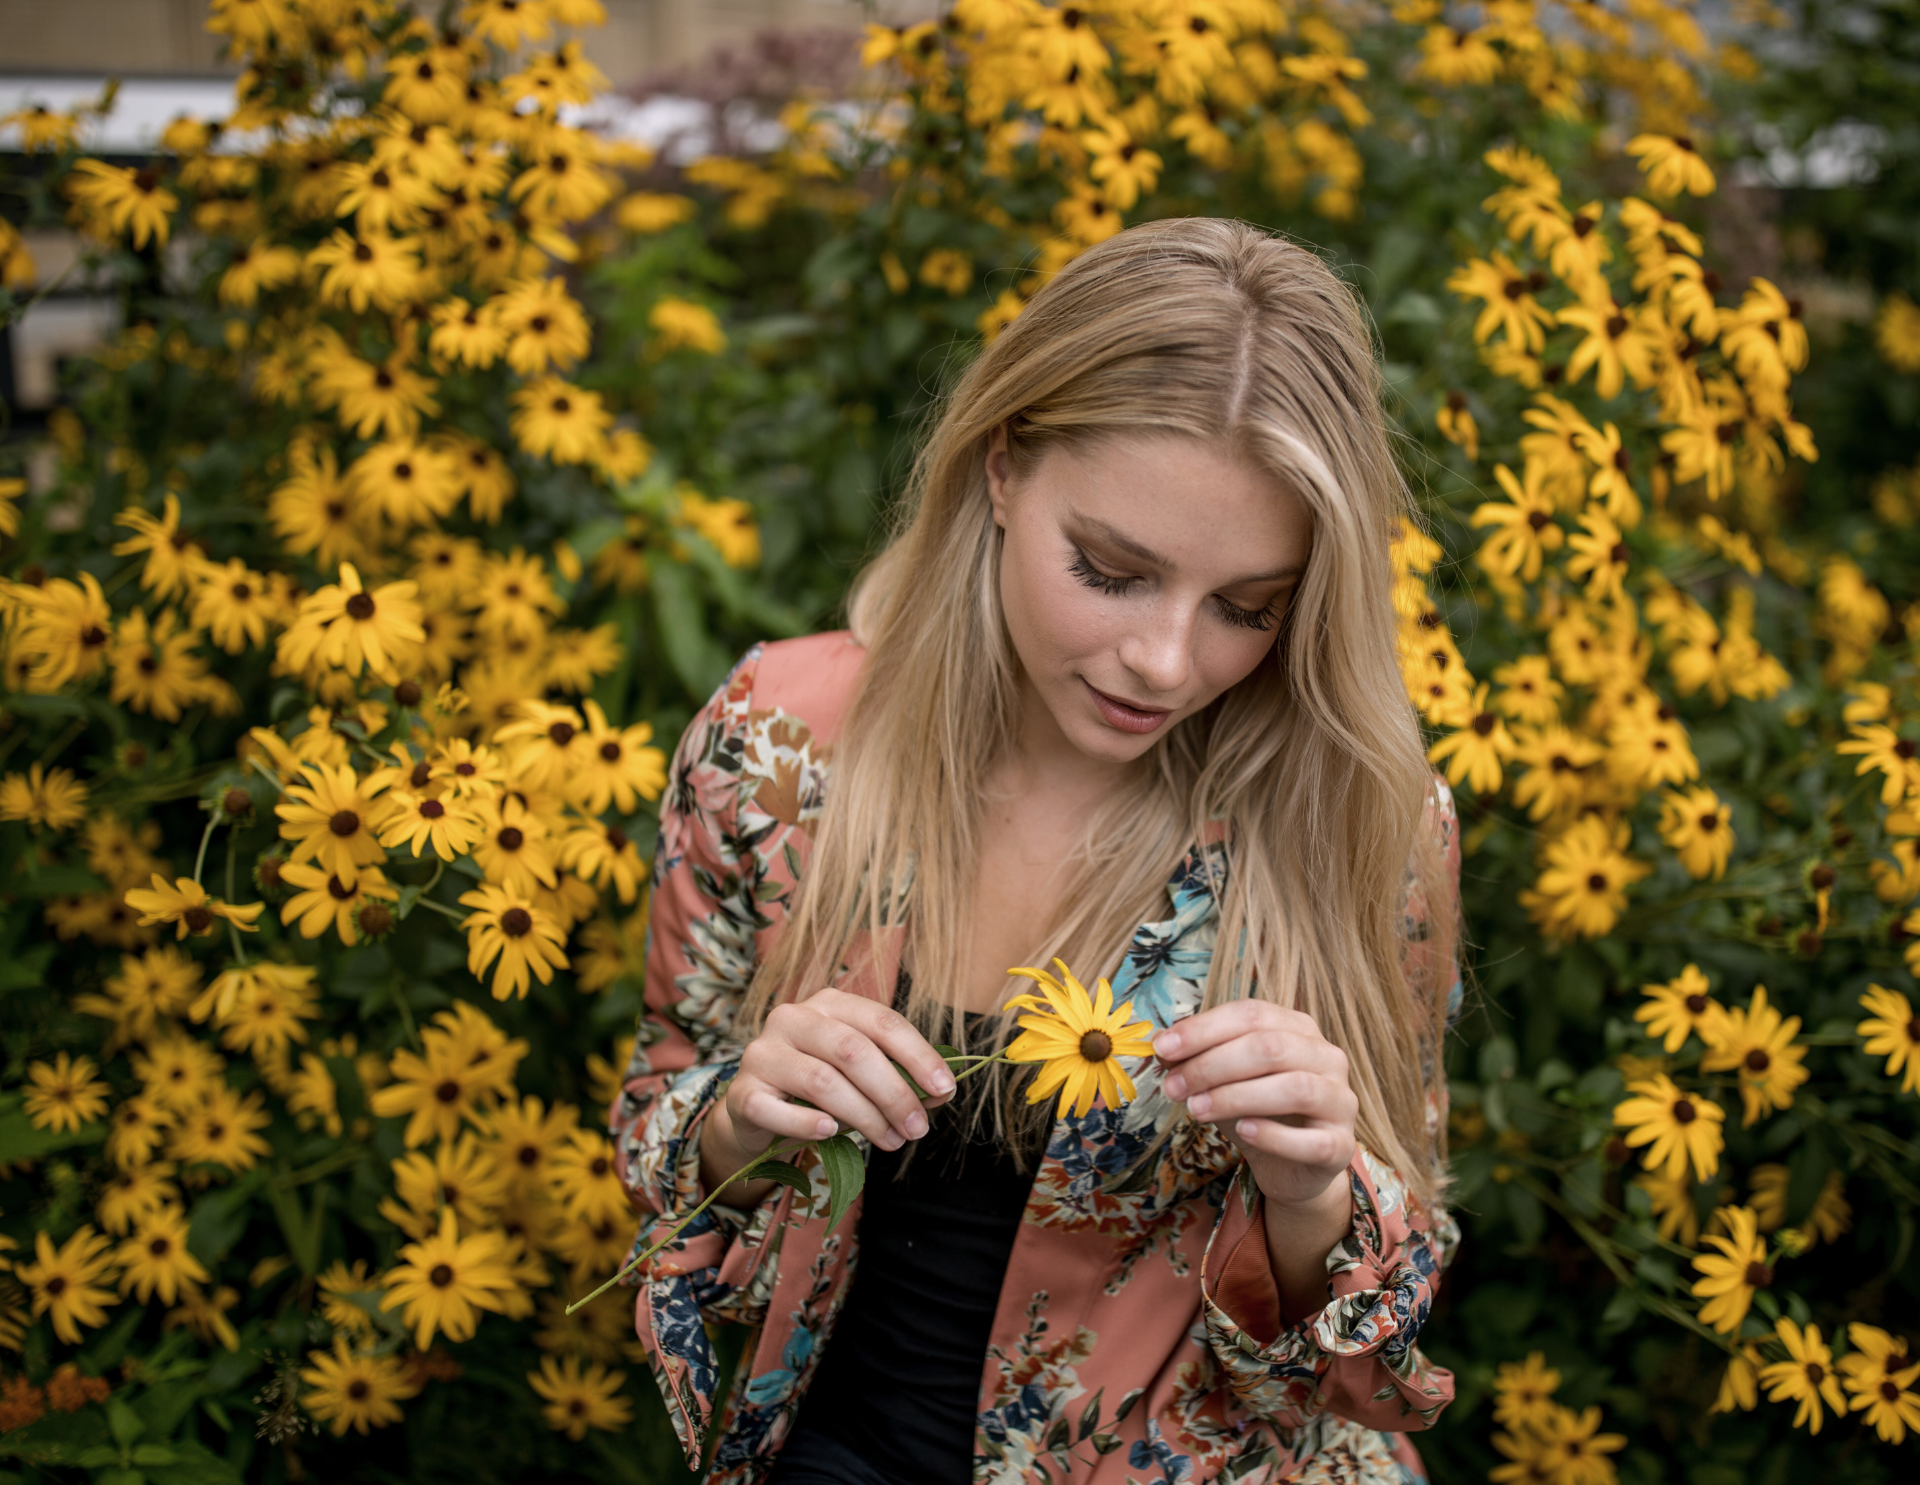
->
<box><xmin>0</xmin><ymin>944</ymin><xmax>53</xmax><ymax>994</ymax></box>
<box><xmin>748</xmin><ymin>1159</ymin><xmax>813</xmax><ymax>1203</ymax></box>
<box><xmin>186</xmin><ymin>1169</ymin><xmax>266</xmax><ymax>1265</ymax></box>
<box><xmin>130</xmin><ymin>1446</ymin><xmax>180</xmax><ymax>1467</ymax></box>
<box><xmin>106</xmin><ymin>1399</ymin><xmax>145</xmax><ymax>1448</ymax></box>
<box><xmin>889</xmin><ymin>1059</ymin><xmax>927</xmax><ymax>1100</ymax></box>
<box><xmin>813</xmin><ymin>1133</ymin><xmax>865</xmax><ymax>1232</ymax></box>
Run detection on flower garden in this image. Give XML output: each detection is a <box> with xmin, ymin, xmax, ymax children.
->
<box><xmin>0</xmin><ymin>0</ymin><xmax>1916</xmax><ymax>1481</ymax></box>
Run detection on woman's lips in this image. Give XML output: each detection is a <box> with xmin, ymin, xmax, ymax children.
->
<box><xmin>1085</xmin><ymin>680</ymin><xmax>1172</xmax><ymax>734</ymax></box>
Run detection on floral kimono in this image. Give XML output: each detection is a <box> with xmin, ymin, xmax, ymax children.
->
<box><xmin>610</xmin><ymin>633</ymin><xmax>1462</xmax><ymax>1485</ymax></box>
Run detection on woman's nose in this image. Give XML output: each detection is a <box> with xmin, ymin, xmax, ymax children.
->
<box><xmin>1117</xmin><ymin>603</ymin><xmax>1194</xmax><ymax>696</ymax></box>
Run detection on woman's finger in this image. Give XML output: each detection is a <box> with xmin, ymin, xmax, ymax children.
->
<box><xmin>1231</xmin><ymin>1116</ymin><xmax>1356</xmax><ymax>1170</ymax></box>
<box><xmin>751</xmin><ymin>1043</ymin><xmax>907</xmax><ymax>1151</ymax></box>
<box><xmin>1183</xmin><ymin>1069</ymin><xmax>1355</xmax><ymax>1127</ymax></box>
<box><xmin>783</xmin><ymin>1008</ymin><xmax>934</xmax><ymax>1144</ymax></box>
<box><xmin>731</xmin><ymin>1078</ymin><xmax>840</xmax><ymax>1148</ymax></box>
<box><xmin>1151</xmin><ymin>999</ymin><xmax>1325</xmax><ymax>1063</ymax></box>
<box><xmin>1161</xmin><ymin>1025</ymin><xmax>1346</xmax><ymax>1100</ymax></box>
<box><xmin>817</xmin><ymin>990</ymin><xmax>958</xmax><ymax>1108</ymax></box>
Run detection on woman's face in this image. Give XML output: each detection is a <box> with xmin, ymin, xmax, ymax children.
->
<box><xmin>986</xmin><ymin>426</ymin><xmax>1313</xmax><ymax>767</ymax></box>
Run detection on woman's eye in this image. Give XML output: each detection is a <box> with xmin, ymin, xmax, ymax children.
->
<box><xmin>1213</xmin><ymin>596</ymin><xmax>1278</xmax><ymax>632</ymax></box>
<box><xmin>1067</xmin><ymin>548</ymin><xmax>1138</xmax><ymax>597</ymax></box>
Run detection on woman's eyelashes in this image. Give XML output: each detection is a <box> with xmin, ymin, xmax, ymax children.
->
<box><xmin>1066</xmin><ymin>544</ymin><xmax>1279</xmax><ymax>631</ymax></box>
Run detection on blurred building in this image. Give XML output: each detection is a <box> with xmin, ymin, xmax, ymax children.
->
<box><xmin>0</xmin><ymin>0</ymin><xmax>903</xmax><ymax>79</ymax></box>
<box><xmin>0</xmin><ymin>0</ymin><xmax>927</xmax><ymax>420</ymax></box>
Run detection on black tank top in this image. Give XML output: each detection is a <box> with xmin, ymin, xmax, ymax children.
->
<box><xmin>787</xmin><ymin>977</ymin><xmax>1038</xmax><ymax>1484</ymax></box>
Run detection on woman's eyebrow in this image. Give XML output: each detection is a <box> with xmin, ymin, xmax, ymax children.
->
<box><xmin>1070</xmin><ymin>510</ymin><xmax>1305</xmax><ymax>585</ymax></box>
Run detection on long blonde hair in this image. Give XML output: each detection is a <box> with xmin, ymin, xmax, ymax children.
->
<box><xmin>748</xmin><ymin>218</ymin><xmax>1453</xmax><ymax>1205</ymax></box>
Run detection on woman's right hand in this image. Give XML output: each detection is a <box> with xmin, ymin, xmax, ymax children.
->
<box><xmin>700</xmin><ymin>989</ymin><xmax>959</xmax><ymax>1202</ymax></box>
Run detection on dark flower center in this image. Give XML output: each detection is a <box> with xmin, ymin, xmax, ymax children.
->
<box><xmin>429</xmin><ymin>1263</ymin><xmax>454</xmax><ymax>1287</ymax></box>
<box><xmin>1078</xmin><ymin>1030</ymin><xmax>1113</xmax><ymax>1062</ymax></box>
<box><xmin>497</xmin><ymin>827</ymin><xmax>524</xmax><ymax>851</ymax></box>
<box><xmin>184</xmin><ymin>906</ymin><xmax>215</xmax><ymax>933</ymax></box>
<box><xmin>1586</xmin><ymin>872</ymin><xmax>1608</xmax><ymax>892</ymax></box>
<box><xmin>549</xmin><ymin>722</ymin><xmax>575</xmax><ymax>745</ymax></box>
<box><xmin>1744</xmin><ymin>1048</ymin><xmax>1770</xmax><ymax>1073</ymax></box>
<box><xmin>606</xmin><ymin>827</ymin><xmax>629</xmax><ymax>851</ymax></box>
<box><xmin>501</xmin><ymin>907</ymin><xmax>533</xmax><ymax>937</ymax></box>
<box><xmin>328</xmin><ymin>877</ymin><xmax>355</xmax><ymax>901</ymax></box>
<box><xmin>1684</xmin><ymin>994</ymin><xmax>1708</xmax><ymax>1015</ymax></box>
<box><xmin>435</xmin><ymin>1079</ymin><xmax>461</xmax><ymax>1104</ymax></box>
<box><xmin>420</xmin><ymin>799</ymin><xmax>445</xmax><ymax>819</ymax></box>
<box><xmin>599</xmin><ymin>741</ymin><xmax>620</xmax><ymax>762</ymax></box>
<box><xmin>1672</xmin><ymin>1098</ymin><xmax>1696</xmax><ymax>1124</ymax></box>
<box><xmin>348</xmin><ymin>1379</ymin><xmax>370</xmax><ymax>1401</ymax></box>
<box><xmin>345</xmin><ymin>592</ymin><xmax>376</xmax><ymax>620</ymax></box>
<box><xmin>330</xmin><ymin>809</ymin><xmax>360</xmax><ymax>836</ymax></box>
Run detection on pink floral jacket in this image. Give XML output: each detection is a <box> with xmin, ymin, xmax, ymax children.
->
<box><xmin>610</xmin><ymin>633</ymin><xmax>1463</xmax><ymax>1485</ymax></box>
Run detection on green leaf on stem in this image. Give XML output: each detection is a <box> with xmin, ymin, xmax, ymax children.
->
<box><xmin>814</xmin><ymin>1133</ymin><xmax>865</xmax><ymax>1232</ymax></box>
<box><xmin>750</xmin><ymin>1159</ymin><xmax>813</xmax><ymax>1203</ymax></box>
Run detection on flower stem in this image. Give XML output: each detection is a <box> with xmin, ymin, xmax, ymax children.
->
<box><xmin>192</xmin><ymin>815</ymin><xmax>218</xmax><ymax>885</ymax></box>
<box><xmin>225</xmin><ymin>832</ymin><xmax>249</xmax><ymax>966</ymax></box>
<box><xmin>566</xmin><ymin>1136</ymin><xmax>810</xmax><ymax>1315</ymax></box>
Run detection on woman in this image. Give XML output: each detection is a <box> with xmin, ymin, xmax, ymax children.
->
<box><xmin>612</xmin><ymin>217</ymin><xmax>1462</xmax><ymax>1485</ymax></box>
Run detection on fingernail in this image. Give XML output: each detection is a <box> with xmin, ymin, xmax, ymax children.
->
<box><xmin>881</xmin><ymin>1128</ymin><xmax>904</xmax><ymax>1150</ymax></box>
<box><xmin>905</xmin><ymin>1111</ymin><xmax>928</xmax><ymax>1139</ymax></box>
<box><xmin>1188</xmin><ymin>1091</ymin><xmax>1211</xmax><ymax>1118</ymax></box>
<box><xmin>816</xmin><ymin>1117</ymin><xmax>836</xmax><ymax>1139</ymax></box>
<box><xmin>1163</xmin><ymin>1072</ymin><xmax>1187</xmax><ymax>1099</ymax></box>
<box><xmin>930</xmin><ymin>1071</ymin><xmax>955</xmax><ymax>1095</ymax></box>
<box><xmin>1155</xmin><ymin>1031</ymin><xmax>1181</xmax><ymax>1056</ymax></box>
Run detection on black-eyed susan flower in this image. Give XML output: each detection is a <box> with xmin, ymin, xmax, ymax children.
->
<box><xmin>1690</xmin><ymin>1204</ymin><xmax>1770</xmax><ymax>1334</ymax></box>
<box><xmin>559</xmin><ymin>819</ymin><xmax>646</xmax><ymax>904</ymax></box>
<box><xmin>115</xmin><ymin>1205</ymin><xmax>208</xmax><ymax>1305</ymax></box>
<box><xmin>1857</xmin><ymin>983</ymin><xmax>1920</xmax><ymax>1094</ymax></box>
<box><xmin>528</xmin><ymin>1355</ymin><xmax>632</xmax><ymax>1440</ymax></box>
<box><xmin>1658</xmin><ymin>786</ymin><xmax>1734</xmax><ymax>879</ymax></box>
<box><xmin>1626</xmin><ymin>132</ymin><xmax>1715</xmax><ymax>197</ymax></box>
<box><xmin>509</xmin><ymin>376</ymin><xmax>611</xmax><ymax>464</ymax></box>
<box><xmin>1519</xmin><ymin>815</ymin><xmax>1651</xmax><ymax>940</ymax></box>
<box><xmin>1759</xmin><ymin>1318</ymin><xmax>1846</xmax><ymax>1434</ymax></box>
<box><xmin>278</xmin><ymin>562</ymin><xmax>426</xmax><ymax>684</ymax></box>
<box><xmin>15</xmin><ymin>1226</ymin><xmax>119</xmax><ymax>1344</ymax></box>
<box><xmin>546</xmin><ymin>1128</ymin><xmax>627</xmax><ymax>1228</ymax></box>
<box><xmin>275</xmin><ymin>762</ymin><xmax>393</xmax><ymax>887</ymax></box>
<box><xmin>299</xmin><ymin>1336</ymin><xmax>421</xmax><ymax>1436</ymax></box>
<box><xmin>130</xmin><ymin>1033</ymin><xmax>225</xmax><ymax>1115</ymax></box>
<box><xmin>95</xmin><ymin>1161</ymin><xmax>179</xmax><ymax>1236</ymax></box>
<box><xmin>1427</xmin><ymin>683</ymin><xmax>1515</xmax><ymax>793</ymax></box>
<box><xmin>378</xmin><ymin>1208</ymin><xmax>517</xmax><ymax>1349</ymax></box>
<box><xmin>458</xmin><ymin>884</ymin><xmax>569</xmax><ymax>999</ymax></box>
<box><xmin>377</xmin><ymin>788</ymin><xmax>482</xmax><ymax>859</ymax></box>
<box><xmin>1632</xmin><ymin>964</ymin><xmax>1723</xmax><ymax>1052</ymax></box>
<box><xmin>1613</xmin><ymin>1073</ymin><xmax>1724</xmax><ymax>1182</ymax></box>
<box><xmin>568</xmin><ymin>701</ymin><xmax>666</xmax><ymax>815</ymax></box>
<box><xmin>123</xmin><ymin>875</ymin><xmax>265</xmax><ymax>939</ymax></box>
<box><xmin>1838</xmin><ymin>1322</ymin><xmax>1920</xmax><ymax>1444</ymax></box>
<box><xmin>1472</xmin><ymin>461</ymin><xmax>1564</xmax><ymax>582</ymax></box>
<box><xmin>1699</xmin><ymin>986</ymin><xmax>1807</xmax><ymax>1127</ymax></box>
<box><xmin>1490</xmin><ymin>1351</ymin><xmax>1560</xmax><ymax>1431</ymax></box>
<box><xmin>21</xmin><ymin>1053</ymin><xmax>109</xmax><ymax>1133</ymax></box>
<box><xmin>0</xmin><ymin>762</ymin><xmax>90</xmax><ymax>830</ymax></box>
<box><xmin>166</xmin><ymin>1084</ymin><xmax>272</xmax><ymax>1173</ymax></box>
<box><xmin>1003</xmin><ymin>959</ymin><xmax>1154</xmax><ymax>1118</ymax></box>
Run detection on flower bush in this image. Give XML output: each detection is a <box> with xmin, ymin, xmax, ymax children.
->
<box><xmin>0</xmin><ymin>1</ymin><xmax>1916</xmax><ymax>1482</ymax></box>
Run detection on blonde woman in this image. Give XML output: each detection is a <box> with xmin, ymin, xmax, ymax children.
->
<box><xmin>612</xmin><ymin>217</ymin><xmax>1462</xmax><ymax>1485</ymax></box>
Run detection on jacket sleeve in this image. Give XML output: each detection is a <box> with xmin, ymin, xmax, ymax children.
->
<box><xmin>1194</xmin><ymin>777</ymin><xmax>1463</xmax><ymax>1434</ymax></box>
<box><xmin>607</xmin><ymin>645</ymin><xmax>794</xmax><ymax>1458</ymax></box>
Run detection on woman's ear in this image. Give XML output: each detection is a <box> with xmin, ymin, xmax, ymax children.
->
<box><xmin>985</xmin><ymin>422</ymin><xmax>1012</xmax><ymax>529</ymax></box>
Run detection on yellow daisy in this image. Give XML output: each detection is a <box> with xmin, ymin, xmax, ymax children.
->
<box><xmin>1003</xmin><ymin>959</ymin><xmax>1155</xmax><ymax>1118</ymax></box>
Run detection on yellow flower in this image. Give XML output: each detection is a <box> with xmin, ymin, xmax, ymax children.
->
<box><xmin>377</xmin><ymin>789</ymin><xmax>482</xmax><ymax>860</ymax></box>
<box><xmin>1874</xmin><ymin>293</ymin><xmax>1920</xmax><ymax>374</ymax></box>
<box><xmin>1471</xmin><ymin>461</ymin><xmax>1563</xmax><ymax>581</ymax></box>
<box><xmin>1491</xmin><ymin>1351</ymin><xmax>1560</xmax><ymax>1430</ymax></box>
<box><xmin>1699</xmin><ymin>986</ymin><xmax>1807</xmax><ymax>1127</ymax></box>
<box><xmin>166</xmin><ymin>1084</ymin><xmax>272</xmax><ymax>1173</ymax></box>
<box><xmin>306</xmin><ymin>228</ymin><xmax>424</xmax><ymax>313</ymax></box>
<box><xmin>67</xmin><ymin>158</ymin><xmax>177</xmax><ymax>248</ymax></box>
<box><xmin>1614</xmin><ymin>1073</ymin><xmax>1724</xmax><ymax>1183</ymax></box>
<box><xmin>458</xmin><ymin>884</ymin><xmax>570</xmax><ymax>999</ymax></box>
<box><xmin>1535</xmin><ymin>1402</ymin><xmax>1625</xmax><ymax>1482</ymax></box>
<box><xmin>647</xmin><ymin>296</ymin><xmax>726</xmax><ymax>355</ymax></box>
<box><xmin>677</xmin><ymin>489</ymin><xmax>760</xmax><ymax>567</ymax></box>
<box><xmin>1426</xmin><ymin>684</ymin><xmax>1515</xmax><ymax>793</ymax></box>
<box><xmin>278</xmin><ymin>861</ymin><xmax>398</xmax><ymax>945</ymax></box>
<box><xmin>123</xmin><ymin>875</ymin><xmax>265</xmax><ymax>939</ymax></box>
<box><xmin>378</xmin><ymin>1208</ymin><xmax>517</xmax><ymax>1350</ymax></box>
<box><xmin>112</xmin><ymin>495</ymin><xmax>206</xmax><ymax>598</ymax></box>
<box><xmin>1835</xmin><ymin>723</ymin><xmax>1920</xmax><ymax>805</ymax></box>
<box><xmin>1759</xmin><ymin>1318</ymin><xmax>1847</xmax><ymax>1434</ymax></box>
<box><xmin>510</xmin><ymin>376</ymin><xmax>612</xmax><ymax>464</ymax></box>
<box><xmin>300</xmin><ymin>1337</ymin><xmax>421</xmax><ymax>1435</ymax></box>
<box><xmin>1625</xmin><ymin>133</ymin><xmax>1715</xmax><ymax>197</ymax></box>
<box><xmin>0</xmin><ymin>763</ymin><xmax>90</xmax><ymax>830</ymax></box>
<box><xmin>1003</xmin><ymin>959</ymin><xmax>1155</xmax><ymax>1118</ymax></box>
<box><xmin>1657</xmin><ymin>787</ymin><xmax>1734</xmax><ymax>879</ymax></box>
<box><xmin>275</xmin><ymin>762</ymin><xmax>394</xmax><ymax>887</ymax></box>
<box><xmin>1711</xmin><ymin>1343</ymin><xmax>1763</xmax><ymax>1414</ymax></box>
<box><xmin>15</xmin><ymin>1226</ymin><xmax>119</xmax><ymax>1344</ymax></box>
<box><xmin>569</xmin><ymin>701</ymin><xmax>667</xmax><ymax>814</ymax></box>
<box><xmin>527</xmin><ymin>1355</ymin><xmax>633</xmax><ymax>1440</ymax></box>
<box><xmin>189</xmin><ymin>557</ymin><xmax>277</xmax><ymax>653</ymax></box>
<box><xmin>1838</xmin><ymin>1322</ymin><xmax>1920</xmax><ymax>1444</ymax></box>
<box><xmin>1564</xmin><ymin>507</ymin><xmax>1631</xmax><ymax>601</ymax></box>
<box><xmin>1632</xmin><ymin>964</ymin><xmax>1722</xmax><ymax>1053</ymax></box>
<box><xmin>1519</xmin><ymin>815</ymin><xmax>1651</xmax><ymax>940</ymax></box>
<box><xmin>115</xmin><ymin>1205</ymin><xmax>208</xmax><ymax>1305</ymax></box>
<box><xmin>22</xmin><ymin>1053</ymin><xmax>109</xmax><ymax>1133</ymax></box>
<box><xmin>277</xmin><ymin>562</ymin><xmax>426</xmax><ymax>685</ymax></box>
<box><xmin>614</xmin><ymin>191</ymin><xmax>696</xmax><ymax>234</ymax></box>
<box><xmin>1691</xmin><ymin>1204</ymin><xmax>1771</xmax><ymax>1334</ymax></box>
<box><xmin>1857</xmin><ymin>983</ymin><xmax>1920</xmax><ymax>1093</ymax></box>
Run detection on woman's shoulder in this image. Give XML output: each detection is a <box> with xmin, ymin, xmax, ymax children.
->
<box><xmin>735</xmin><ymin>630</ymin><xmax>866</xmax><ymax>748</ymax></box>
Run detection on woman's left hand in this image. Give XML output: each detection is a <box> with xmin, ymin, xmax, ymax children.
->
<box><xmin>1152</xmin><ymin>1001</ymin><xmax>1358</xmax><ymax>1213</ymax></box>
